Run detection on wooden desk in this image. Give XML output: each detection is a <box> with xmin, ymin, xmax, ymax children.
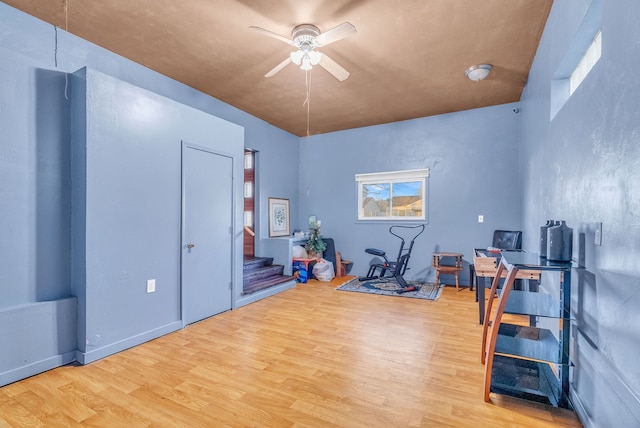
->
<box><xmin>473</xmin><ymin>249</ymin><xmax>540</xmax><ymax>324</ymax></box>
<box><xmin>432</xmin><ymin>252</ymin><xmax>464</xmax><ymax>291</ymax></box>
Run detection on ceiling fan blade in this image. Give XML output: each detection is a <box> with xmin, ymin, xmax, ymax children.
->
<box><xmin>315</xmin><ymin>22</ymin><xmax>356</xmax><ymax>46</ymax></box>
<box><xmin>318</xmin><ymin>54</ymin><xmax>350</xmax><ymax>81</ymax></box>
<box><xmin>265</xmin><ymin>57</ymin><xmax>292</xmax><ymax>77</ymax></box>
<box><xmin>249</xmin><ymin>26</ymin><xmax>294</xmax><ymax>45</ymax></box>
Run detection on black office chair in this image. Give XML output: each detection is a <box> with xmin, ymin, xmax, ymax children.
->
<box><xmin>471</xmin><ymin>230</ymin><xmax>522</xmax><ymax>286</ymax></box>
<box><xmin>474</xmin><ymin>230</ymin><xmax>523</xmax><ymax>324</ymax></box>
<box><xmin>491</xmin><ymin>230</ymin><xmax>522</xmax><ymax>251</ymax></box>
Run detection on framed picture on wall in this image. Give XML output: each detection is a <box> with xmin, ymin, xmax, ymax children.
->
<box><xmin>268</xmin><ymin>197</ymin><xmax>290</xmax><ymax>237</ymax></box>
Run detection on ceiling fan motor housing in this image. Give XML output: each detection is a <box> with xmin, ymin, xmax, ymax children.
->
<box><xmin>292</xmin><ymin>24</ymin><xmax>320</xmax><ymax>47</ymax></box>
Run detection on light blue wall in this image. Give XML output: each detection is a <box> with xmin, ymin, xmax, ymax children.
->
<box><xmin>0</xmin><ymin>298</ymin><xmax>77</xmax><ymax>386</ymax></box>
<box><xmin>0</xmin><ymin>37</ymin><xmax>72</xmax><ymax>306</ymax></box>
<box><xmin>0</xmin><ymin>2</ymin><xmax>299</xmax><ymax>305</ymax></box>
<box><xmin>299</xmin><ymin>104</ymin><xmax>523</xmax><ymax>283</ymax></box>
<box><xmin>520</xmin><ymin>0</ymin><xmax>640</xmax><ymax>426</ymax></box>
<box><xmin>70</xmin><ymin>68</ymin><xmax>244</xmax><ymax>363</ymax></box>
<box><xmin>0</xmin><ymin>2</ymin><xmax>298</xmax><ymax>384</ymax></box>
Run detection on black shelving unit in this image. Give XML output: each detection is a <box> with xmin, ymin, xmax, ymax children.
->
<box><xmin>481</xmin><ymin>252</ymin><xmax>573</xmax><ymax>408</ymax></box>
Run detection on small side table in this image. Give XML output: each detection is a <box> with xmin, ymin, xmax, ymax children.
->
<box><xmin>432</xmin><ymin>252</ymin><xmax>464</xmax><ymax>291</ymax></box>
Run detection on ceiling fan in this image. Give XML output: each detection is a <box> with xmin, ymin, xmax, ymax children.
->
<box><xmin>250</xmin><ymin>22</ymin><xmax>357</xmax><ymax>81</ymax></box>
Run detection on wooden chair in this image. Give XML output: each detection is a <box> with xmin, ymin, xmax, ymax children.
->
<box><xmin>432</xmin><ymin>252</ymin><xmax>464</xmax><ymax>291</ymax></box>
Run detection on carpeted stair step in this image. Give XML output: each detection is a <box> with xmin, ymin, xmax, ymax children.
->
<box><xmin>243</xmin><ymin>256</ymin><xmax>274</xmax><ymax>272</ymax></box>
<box><xmin>244</xmin><ymin>264</ymin><xmax>285</xmax><ymax>282</ymax></box>
<box><xmin>242</xmin><ymin>275</ymin><xmax>294</xmax><ymax>295</ymax></box>
<box><xmin>243</xmin><ymin>256</ymin><xmax>293</xmax><ymax>296</ymax></box>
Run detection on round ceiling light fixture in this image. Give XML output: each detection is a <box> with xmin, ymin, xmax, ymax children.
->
<box><xmin>465</xmin><ymin>64</ymin><xmax>493</xmax><ymax>81</ymax></box>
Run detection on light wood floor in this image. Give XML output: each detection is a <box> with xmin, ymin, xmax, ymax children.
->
<box><xmin>0</xmin><ymin>278</ymin><xmax>582</xmax><ymax>427</ymax></box>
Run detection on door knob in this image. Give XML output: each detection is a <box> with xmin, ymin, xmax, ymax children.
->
<box><xmin>186</xmin><ymin>242</ymin><xmax>195</xmax><ymax>249</ymax></box>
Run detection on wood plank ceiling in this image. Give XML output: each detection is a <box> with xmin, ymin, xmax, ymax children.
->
<box><xmin>5</xmin><ymin>0</ymin><xmax>553</xmax><ymax>136</ymax></box>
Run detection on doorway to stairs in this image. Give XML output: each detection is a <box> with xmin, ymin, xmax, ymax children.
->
<box><xmin>243</xmin><ymin>149</ymin><xmax>256</xmax><ymax>257</ymax></box>
<box><xmin>242</xmin><ymin>149</ymin><xmax>292</xmax><ymax>295</ymax></box>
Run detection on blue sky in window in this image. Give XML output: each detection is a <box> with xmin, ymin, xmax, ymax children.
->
<box><xmin>364</xmin><ymin>181</ymin><xmax>421</xmax><ymax>200</ymax></box>
<box><xmin>363</xmin><ymin>183</ymin><xmax>390</xmax><ymax>200</ymax></box>
<box><xmin>392</xmin><ymin>181</ymin><xmax>421</xmax><ymax>196</ymax></box>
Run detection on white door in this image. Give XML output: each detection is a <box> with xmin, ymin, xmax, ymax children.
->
<box><xmin>182</xmin><ymin>144</ymin><xmax>233</xmax><ymax>325</ymax></box>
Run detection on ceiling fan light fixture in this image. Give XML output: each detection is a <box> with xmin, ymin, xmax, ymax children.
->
<box><xmin>300</xmin><ymin>56</ymin><xmax>313</xmax><ymax>71</ymax></box>
<box><xmin>290</xmin><ymin>50</ymin><xmax>303</xmax><ymax>65</ymax></box>
<box><xmin>308</xmin><ymin>50</ymin><xmax>322</xmax><ymax>65</ymax></box>
<box><xmin>291</xmin><ymin>49</ymin><xmax>322</xmax><ymax>70</ymax></box>
<box><xmin>465</xmin><ymin>64</ymin><xmax>492</xmax><ymax>81</ymax></box>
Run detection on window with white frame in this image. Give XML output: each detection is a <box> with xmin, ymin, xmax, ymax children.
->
<box><xmin>244</xmin><ymin>151</ymin><xmax>254</xmax><ymax>169</ymax></box>
<box><xmin>355</xmin><ymin>169</ymin><xmax>429</xmax><ymax>221</ymax></box>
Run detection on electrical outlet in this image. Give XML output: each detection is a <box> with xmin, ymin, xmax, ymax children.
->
<box><xmin>595</xmin><ymin>222</ymin><xmax>602</xmax><ymax>246</ymax></box>
<box><xmin>478</xmin><ymin>215</ymin><xmax>484</xmax><ymax>223</ymax></box>
<box><xmin>146</xmin><ymin>279</ymin><xmax>156</xmax><ymax>293</ymax></box>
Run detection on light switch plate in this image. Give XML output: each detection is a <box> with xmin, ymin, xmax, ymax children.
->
<box><xmin>147</xmin><ymin>279</ymin><xmax>156</xmax><ymax>293</ymax></box>
<box><xmin>478</xmin><ymin>215</ymin><xmax>484</xmax><ymax>223</ymax></box>
<box><xmin>595</xmin><ymin>222</ymin><xmax>602</xmax><ymax>246</ymax></box>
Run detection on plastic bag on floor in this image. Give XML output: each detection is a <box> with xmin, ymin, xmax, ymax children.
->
<box><xmin>312</xmin><ymin>258</ymin><xmax>335</xmax><ymax>282</ymax></box>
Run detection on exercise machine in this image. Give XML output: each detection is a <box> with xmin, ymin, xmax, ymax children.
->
<box><xmin>359</xmin><ymin>224</ymin><xmax>425</xmax><ymax>292</ymax></box>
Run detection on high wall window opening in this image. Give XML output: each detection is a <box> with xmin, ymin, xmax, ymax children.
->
<box><xmin>549</xmin><ymin>0</ymin><xmax>602</xmax><ymax>120</ymax></box>
<box><xmin>569</xmin><ymin>30</ymin><xmax>601</xmax><ymax>95</ymax></box>
<box><xmin>356</xmin><ymin>169</ymin><xmax>429</xmax><ymax>221</ymax></box>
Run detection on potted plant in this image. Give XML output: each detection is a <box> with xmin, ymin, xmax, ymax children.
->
<box><xmin>305</xmin><ymin>217</ymin><xmax>326</xmax><ymax>258</ymax></box>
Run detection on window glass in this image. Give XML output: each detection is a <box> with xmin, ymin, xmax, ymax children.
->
<box><xmin>244</xmin><ymin>152</ymin><xmax>253</xmax><ymax>169</ymax></box>
<box><xmin>391</xmin><ymin>181</ymin><xmax>422</xmax><ymax>217</ymax></box>
<box><xmin>356</xmin><ymin>169</ymin><xmax>428</xmax><ymax>221</ymax></box>
<box><xmin>569</xmin><ymin>30</ymin><xmax>601</xmax><ymax>95</ymax></box>
<box><xmin>243</xmin><ymin>211</ymin><xmax>252</xmax><ymax>227</ymax></box>
<box><xmin>362</xmin><ymin>183</ymin><xmax>390</xmax><ymax>217</ymax></box>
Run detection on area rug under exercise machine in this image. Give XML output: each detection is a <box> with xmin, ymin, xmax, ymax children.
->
<box><xmin>336</xmin><ymin>278</ymin><xmax>442</xmax><ymax>300</ymax></box>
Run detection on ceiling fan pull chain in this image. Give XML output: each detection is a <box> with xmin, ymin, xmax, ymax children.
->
<box><xmin>305</xmin><ymin>69</ymin><xmax>311</xmax><ymax>137</ymax></box>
